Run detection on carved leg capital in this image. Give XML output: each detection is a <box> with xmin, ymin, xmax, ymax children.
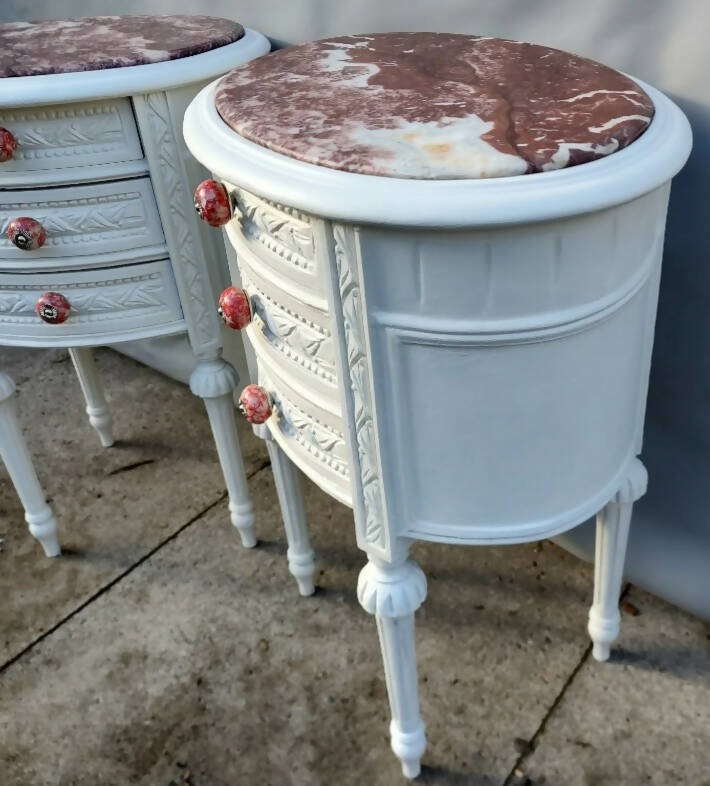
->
<box><xmin>357</xmin><ymin>557</ymin><xmax>427</xmax><ymax>618</ymax></box>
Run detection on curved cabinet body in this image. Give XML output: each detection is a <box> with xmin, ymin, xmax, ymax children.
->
<box><xmin>336</xmin><ymin>186</ymin><xmax>668</xmax><ymax>548</ymax></box>
<box><xmin>185</xmin><ymin>74</ymin><xmax>691</xmax><ymax>562</ymax></box>
<box><xmin>224</xmin><ymin>184</ymin><xmax>669</xmax><ymax>555</ymax></box>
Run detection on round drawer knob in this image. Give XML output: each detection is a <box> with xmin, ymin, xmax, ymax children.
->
<box><xmin>8</xmin><ymin>217</ymin><xmax>47</xmax><ymax>251</ymax></box>
<box><xmin>35</xmin><ymin>292</ymin><xmax>71</xmax><ymax>324</ymax></box>
<box><xmin>193</xmin><ymin>179</ymin><xmax>231</xmax><ymax>227</ymax></box>
<box><xmin>0</xmin><ymin>127</ymin><xmax>17</xmax><ymax>162</ymax></box>
<box><xmin>218</xmin><ymin>286</ymin><xmax>252</xmax><ymax>330</ymax></box>
<box><xmin>238</xmin><ymin>384</ymin><xmax>272</xmax><ymax>424</ymax></box>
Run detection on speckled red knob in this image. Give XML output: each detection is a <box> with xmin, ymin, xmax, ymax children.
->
<box><xmin>218</xmin><ymin>286</ymin><xmax>252</xmax><ymax>330</ymax></box>
<box><xmin>238</xmin><ymin>385</ymin><xmax>272</xmax><ymax>424</ymax></box>
<box><xmin>35</xmin><ymin>292</ymin><xmax>70</xmax><ymax>324</ymax></box>
<box><xmin>8</xmin><ymin>217</ymin><xmax>46</xmax><ymax>251</ymax></box>
<box><xmin>193</xmin><ymin>179</ymin><xmax>231</xmax><ymax>227</ymax></box>
<box><xmin>0</xmin><ymin>127</ymin><xmax>16</xmax><ymax>162</ymax></box>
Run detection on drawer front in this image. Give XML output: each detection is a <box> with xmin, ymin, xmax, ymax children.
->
<box><xmin>225</xmin><ymin>185</ymin><xmax>327</xmax><ymax>309</ymax></box>
<box><xmin>0</xmin><ymin>99</ymin><xmax>145</xmax><ymax>188</ymax></box>
<box><xmin>226</xmin><ymin>187</ymin><xmax>351</xmax><ymax>503</ymax></box>
<box><xmin>0</xmin><ymin>177</ymin><xmax>167</xmax><ymax>270</ymax></box>
<box><xmin>239</xmin><ymin>255</ymin><xmax>338</xmax><ymax>392</ymax></box>
<box><xmin>0</xmin><ymin>258</ymin><xmax>183</xmax><ymax>346</ymax></box>
<box><xmin>261</xmin><ymin>361</ymin><xmax>351</xmax><ymax>506</ymax></box>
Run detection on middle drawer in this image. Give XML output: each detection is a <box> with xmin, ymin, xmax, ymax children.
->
<box><xmin>0</xmin><ymin>177</ymin><xmax>166</xmax><ymax>271</ymax></box>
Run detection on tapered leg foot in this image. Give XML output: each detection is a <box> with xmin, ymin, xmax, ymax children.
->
<box><xmin>27</xmin><ymin>506</ymin><xmax>60</xmax><ymax>557</ymax></box>
<box><xmin>190</xmin><ymin>359</ymin><xmax>256</xmax><ymax>548</ymax></box>
<box><xmin>0</xmin><ymin>372</ymin><xmax>60</xmax><ymax>556</ymax></box>
<box><xmin>264</xmin><ymin>432</ymin><xmax>316</xmax><ymax>596</ymax></box>
<box><xmin>69</xmin><ymin>347</ymin><xmax>114</xmax><ymax>447</ymax></box>
<box><xmin>358</xmin><ymin>556</ymin><xmax>428</xmax><ymax>778</ymax></box>
<box><xmin>588</xmin><ymin>457</ymin><xmax>647</xmax><ymax>661</ymax></box>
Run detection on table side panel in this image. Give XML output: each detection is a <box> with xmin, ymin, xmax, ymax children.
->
<box><xmin>132</xmin><ymin>88</ymin><xmax>223</xmax><ymax>358</ymax></box>
<box><xmin>354</xmin><ymin>188</ymin><xmax>669</xmax><ymax>545</ymax></box>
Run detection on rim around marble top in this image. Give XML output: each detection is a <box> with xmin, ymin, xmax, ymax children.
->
<box><xmin>0</xmin><ymin>29</ymin><xmax>270</xmax><ymax>108</ymax></box>
<box><xmin>183</xmin><ymin>76</ymin><xmax>692</xmax><ymax>229</ymax></box>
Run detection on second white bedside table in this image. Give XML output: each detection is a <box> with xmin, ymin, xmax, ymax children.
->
<box><xmin>0</xmin><ymin>15</ymin><xmax>269</xmax><ymax>556</ymax></box>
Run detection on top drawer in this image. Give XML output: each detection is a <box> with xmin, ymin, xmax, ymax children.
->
<box><xmin>0</xmin><ymin>99</ymin><xmax>145</xmax><ymax>188</ymax></box>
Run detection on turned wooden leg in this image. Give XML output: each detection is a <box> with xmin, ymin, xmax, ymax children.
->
<box><xmin>0</xmin><ymin>372</ymin><xmax>60</xmax><ymax>556</ymax></box>
<box><xmin>69</xmin><ymin>347</ymin><xmax>114</xmax><ymax>447</ymax></box>
<box><xmin>358</xmin><ymin>554</ymin><xmax>428</xmax><ymax>779</ymax></box>
<box><xmin>588</xmin><ymin>457</ymin><xmax>647</xmax><ymax>661</ymax></box>
<box><xmin>263</xmin><ymin>430</ymin><xmax>316</xmax><ymax>596</ymax></box>
<box><xmin>190</xmin><ymin>358</ymin><xmax>256</xmax><ymax>548</ymax></box>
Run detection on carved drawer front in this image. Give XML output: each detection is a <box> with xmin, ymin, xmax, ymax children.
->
<box><xmin>0</xmin><ymin>99</ymin><xmax>145</xmax><ymax>188</ymax></box>
<box><xmin>0</xmin><ymin>258</ymin><xmax>183</xmax><ymax>347</ymax></box>
<box><xmin>239</xmin><ymin>261</ymin><xmax>338</xmax><ymax>394</ymax></box>
<box><xmin>0</xmin><ymin>177</ymin><xmax>166</xmax><ymax>270</ymax></box>
<box><xmin>261</xmin><ymin>362</ymin><xmax>352</xmax><ymax>507</ymax></box>
<box><xmin>224</xmin><ymin>185</ymin><xmax>327</xmax><ymax>309</ymax></box>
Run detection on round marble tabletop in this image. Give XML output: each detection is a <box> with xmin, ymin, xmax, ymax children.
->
<box><xmin>0</xmin><ymin>15</ymin><xmax>244</xmax><ymax>78</ymax></box>
<box><xmin>215</xmin><ymin>33</ymin><xmax>654</xmax><ymax>180</ymax></box>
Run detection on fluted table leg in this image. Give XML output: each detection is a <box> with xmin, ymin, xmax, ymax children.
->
<box><xmin>588</xmin><ymin>457</ymin><xmax>648</xmax><ymax>661</ymax></box>
<box><xmin>264</xmin><ymin>430</ymin><xmax>316</xmax><ymax>596</ymax></box>
<box><xmin>0</xmin><ymin>371</ymin><xmax>59</xmax><ymax>556</ymax></box>
<box><xmin>358</xmin><ymin>553</ymin><xmax>428</xmax><ymax>779</ymax></box>
<box><xmin>69</xmin><ymin>347</ymin><xmax>114</xmax><ymax>448</ymax></box>
<box><xmin>190</xmin><ymin>358</ymin><xmax>256</xmax><ymax>548</ymax></box>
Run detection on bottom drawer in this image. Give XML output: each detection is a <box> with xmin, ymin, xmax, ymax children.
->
<box><xmin>0</xmin><ymin>259</ymin><xmax>184</xmax><ymax>347</ymax></box>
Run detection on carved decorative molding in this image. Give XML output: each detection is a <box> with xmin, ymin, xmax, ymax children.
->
<box><xmin>240</xmin><ymin>269</ymin><xmax>336</xmax><ymax>385</ymax></box>
<box><xmin>139</xmin><ymin>92</ymin><xmax>214</xmax><ymax>350</ymax></box>
<box><xmin>332</xmin><ymin>223</ymin><xmax>386</xmax><ymax>548</ymax></box>
<box><xmin>0</xmin><ymin>191</ymin><xmax>151</xmax><ymax>246</ymax></box>
<box><xmin>265</xmin><ymin>375</ymin><xmax>349</xmax><ymax>480</ymax></box>
<box><xmin>0</xmin><ymin>101</ymin><xmax>138</xmax><ymax>162</ymax></box>
<box><xmin>0</xmin><ymin>272</ymin><xmax>170</xmax><ymax>323</ymax></box>
<box><xmin>357</xmin><ymin>559</ymin><xmax>427</xmax><ymax>617</ymax></box>
<box><xmin>234</xmin><ymin>188</ymin><xmax>315</xmax><ymax>273</ymax></box>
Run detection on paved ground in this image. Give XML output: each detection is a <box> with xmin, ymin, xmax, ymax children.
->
<box><xmin>0</xmin><ymin>347</ymin><xmax>708</xmax><ymax>786</ymax></box>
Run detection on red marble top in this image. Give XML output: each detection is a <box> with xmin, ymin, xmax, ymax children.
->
<box><xmin>215</xmin><ymin>33</ymin><xmax>654</xmax><ymax>180</ymax></box>
<box><xmin>0</xmin><ymin>15</ymin><xmax>244</xmax><ymax>78</ymax></box>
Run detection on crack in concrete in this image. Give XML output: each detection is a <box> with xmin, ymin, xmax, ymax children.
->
<box><xmin>0</xmin><ymin>456</ymin><xmax>272</xmax><ymax>677</ymax></box>
<box><xmin>501</xmin><ymin>582</ymin><xmax>632</xmax><ymax>785</ymax></box>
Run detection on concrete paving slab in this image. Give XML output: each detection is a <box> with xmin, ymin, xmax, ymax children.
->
<box><xmin>0</xmin><ymin>346</ymin><xmax>267</xmax><ymax>664</ymax></box>
<box><xmin>515</xmin><ymin>586</ymin><xmax>710</xmax><ymax>786</ymax></box>
<box><xmin>0</xmin><ymin>463</ymin><xmax>599</xmax><ymax>786</ymax></box>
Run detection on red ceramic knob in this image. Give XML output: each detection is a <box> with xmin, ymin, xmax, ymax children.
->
<box><xmin>35</xmin><ymin>292</ymin><xmax>71</xmax><ymax>324</ymax></box>
<box><xmin>8</xmin><ymin>217</ymin><xmax>46</xmax><ymax>251</ymax></box>
<box><xmin>218</xmin><ymin>286</ymin><xmax>252</xmax><ymax>330</ymax></box>
<box><xmin>238</xmin><ymin>385</ymin><xmax>272</xmax><ymax>424</ymax></box>
<box><xmin>0</xmin><ymin>127</ymin><xmax>16</xmax><ymax>162</ymax></box>
<box><xmin>193</xmin><ymin>179</ymin><xmax>231</xmax><ymax>227</ymax></box>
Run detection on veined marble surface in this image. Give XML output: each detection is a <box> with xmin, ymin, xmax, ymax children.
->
<box><xmin>215</xmin><ymin>32</ymin><xmax>654</xmax><ymax>180</ymax></box>
<box><xmin>0</xmin><ymin>15</ymin><xmax>244</xmax><ymax>78</ymax></box>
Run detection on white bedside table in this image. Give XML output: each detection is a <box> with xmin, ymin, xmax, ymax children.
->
<box><xmin>0</xmin><ymin>16</ymin><xmax>269</xmax><ymax>556</ymax></box>
<box><xmin>185</xmin><ymin>33</ymin><xmax>692</xmax><ymax>778</ymax></box>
